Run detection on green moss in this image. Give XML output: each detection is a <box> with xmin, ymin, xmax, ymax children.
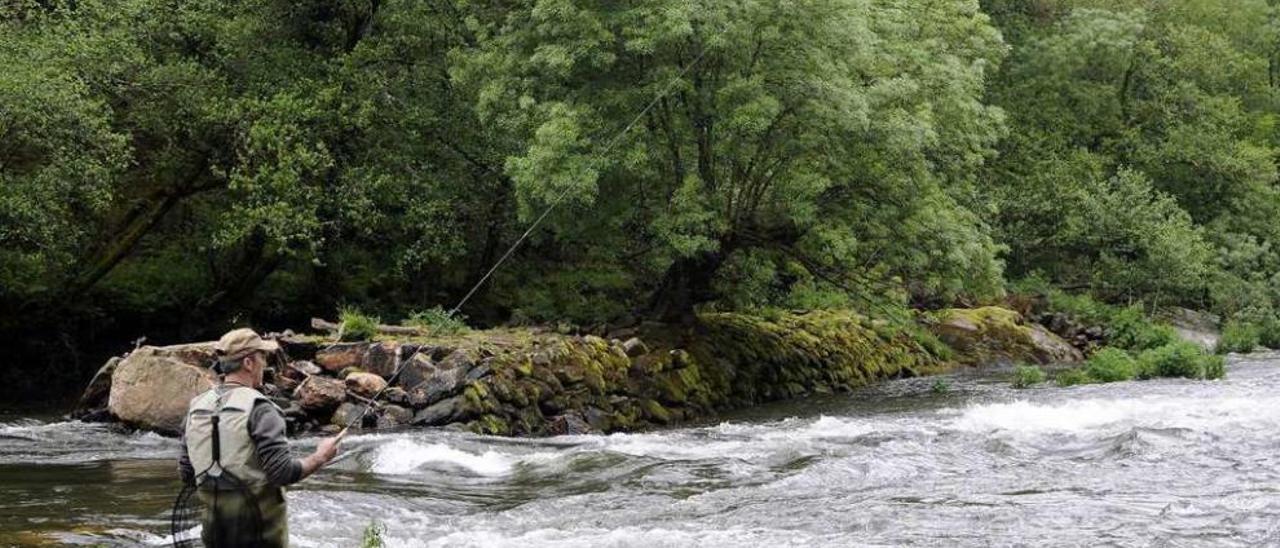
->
<box><xmin>471</xmin><ymin>414</ymin><xmax>511</xmax><ymax>435</ymax></box>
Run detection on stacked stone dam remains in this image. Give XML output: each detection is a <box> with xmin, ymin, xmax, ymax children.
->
<box><xmin>73</xmin><ymin>307</ymin><xmax>1083</xmax><ymax>437</ymax></box>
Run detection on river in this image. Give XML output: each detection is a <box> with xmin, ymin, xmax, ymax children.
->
<box><xmin>3</xmin><ymin>353</ymin><xmax>1279</xmax><ymax>547</ymax></box>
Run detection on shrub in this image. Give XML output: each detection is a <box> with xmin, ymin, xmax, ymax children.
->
<box><xmin>1056</xmin><ymin>368</ymin><xmax>1091</xmax><ymax>387</ymax></box>
<box><xmin>406</xmin><ymin>306</ymin><xmax>470</xmax><ymax>336</ymax></box>
<box><xmin>1012</xmin><ymin>365</ymin><xmax>1046</xmax><ymax>388</ymax></box>
<box><xmin>1106</xmin><ymin>305</ymin><xmax>1177</xmax><ymax>352</ymax></box>
<box><xmin>361</xmin><ymin>521</ymin><xmax>385</xmax><ymax>548</ymax></box>
<box><xmin>1084</xmin><ymin>347</ymin><xmax>1137</xmax><ymax>383</ymax></box>
<box><xmin>339</xmin><ymin>307</ymin><xmax>380</xmax><ymax>342</ymax></box>
<box><xmin>1257</xmin><ymin>318</ymin><xmax>1280</xmax><ymax>349</ymax></box>
<box><xmin>1040</xmin><ymin>288</ymin><xmax>1175</xmax><ymax>352</ymax></box>
<box><xmin>1137</xmin><ymin>341</ymin><xmax>1217</xmax><ymax>379</ymax></box>
<box><xmin>931</xmin><ymin>378</ymin><xmax>951</xmax><ymax>394</ymax></box>
<box><xmin>1216</xmin><ymin>320</ymin><xmax>1260</xmax><ymax>354</ymax></box>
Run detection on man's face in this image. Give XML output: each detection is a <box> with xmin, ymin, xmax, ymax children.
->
<box><xmin>245</xmin><ymin>352</ymin><xmax>267</xmax><ymax>388</ymax></box>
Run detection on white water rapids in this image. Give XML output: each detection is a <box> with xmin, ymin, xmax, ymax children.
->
<box><xmin>3</xmin><ymin>354</ymin><xmax>1279</xmax><ymax>546</ymax></box>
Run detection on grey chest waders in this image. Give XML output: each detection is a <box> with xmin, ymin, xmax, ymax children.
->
<box><xmin>172</xmin><ymin>388</ymin><xmax>268</xmax><ymax>547</ymax></box>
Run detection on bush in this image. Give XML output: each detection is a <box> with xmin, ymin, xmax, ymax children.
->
<box><xmin>339</xmin><ymin>307</ymin><xmax>380</xmax><ymax>341</ymax></box>
<box><xmin>1106</xmin><ymin>305</ymin><xmax>1177</xmax><ymax>352</ymax></box>
<box><xmin>1040</xmin><ymin>288</ymin><xmax>1174</xmax><ymax>352</ymax></box>
<box><xmin>931</xmin><ymin>378</ymin><xmax>951</xmax><ymax>394</ymax></box>
<box><xmin>1216</xmin><ymin>320</ymin><xmax>1260</xmax><ymax>354</ymax></box>
<box><xmin>1084</xmin><ymin>347</ymin><xmax>1137</xmax><ymax>383</ymax></box>
<box><xmin>1137</xmin><ymin>341</ymin><xmax>1220</xmax><ymax>379</ymax></box>
<box><xmin>361</xmin><ymin>521</ymin><xmax>385</xmax><ymax>548</ymax></box>
<box><xmin>1056</xmin><ymin>368</ymin><xmax>1092</xmax><ymax>387</ymax></box>
<box><xmin>406</xmin><ymin>306</ymin><xmax>470</xmax><ymax>336</ymax></box>
<box><xmin>1257</xmin><ymin>317</ymin><xmax>1280</xmax><ymax>349</ymax></box>
<box><xmin>1012</xmin><ymin>365</ymin><xmax>1046</xmax><ymax>388</ymax></box>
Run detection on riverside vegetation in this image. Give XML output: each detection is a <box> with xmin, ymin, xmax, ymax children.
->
<box><xmin>7</xmin><ymin>0</ymin><xmax>1280</xmax><ymax>404</ymax></box>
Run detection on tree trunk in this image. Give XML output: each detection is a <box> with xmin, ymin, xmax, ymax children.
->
<box><xmin>646</xmin><ymin>251</ymin><xmax>725</xmax><ymax>324</ymax></box>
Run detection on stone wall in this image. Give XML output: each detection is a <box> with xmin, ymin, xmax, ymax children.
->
<box><xmin>74</xmin><ymin>307</ymin><xmax>1078</xmax><ymax>437</ymax></box>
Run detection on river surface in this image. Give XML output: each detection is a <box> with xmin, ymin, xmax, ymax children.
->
<box><xmin>3</xmin><ymin>354</ymin><xmax>1280</xmax><ymax>547</ymax></box>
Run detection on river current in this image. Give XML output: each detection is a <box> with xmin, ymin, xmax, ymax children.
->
<box><xmin>3</xmin><ymin>354</ymin><xmax>1279</xmax><ymax>547</ymax></box>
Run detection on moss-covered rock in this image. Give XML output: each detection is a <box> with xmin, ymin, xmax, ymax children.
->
<box><xmin>925</xmin><ymin>306</ymin><xmax>1083</xmax><ymax>365</ymax></box>
<box><xmin>86</xmin><ymin>308</ymin><xmax>1047</xmax><ymax>438</ymax></box>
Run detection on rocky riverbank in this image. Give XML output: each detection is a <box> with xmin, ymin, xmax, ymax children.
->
<box><xmin>73</xmin><ymin>307</ymin><xmax>1085</xmax><ymax>437</ymax></box>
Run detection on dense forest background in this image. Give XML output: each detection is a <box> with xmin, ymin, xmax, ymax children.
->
<box><xmin>4</xmin><ymin>0</ymin><xmax>1280</xmax><ymax>399</ymax></box>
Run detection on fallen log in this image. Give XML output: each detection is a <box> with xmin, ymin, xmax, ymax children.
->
<box><xmin>310</xmin><ymin>317</ymin><xmax>425</xmax><ymax>336</ymax></box>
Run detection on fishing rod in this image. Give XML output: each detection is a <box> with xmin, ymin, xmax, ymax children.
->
<box><xmin>328</xmin><ymin>33</ymin><xmax>723</xmax><ymax>438</ymax></box>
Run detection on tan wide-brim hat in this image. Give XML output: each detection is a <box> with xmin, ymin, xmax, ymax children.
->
<box><xmin>214</xmin><ymin>328</ymin><xmax>280</xmax><ymax>361</ymax></box>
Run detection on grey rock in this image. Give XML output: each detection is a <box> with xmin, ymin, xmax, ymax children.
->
<box><xmin>383</xmin><ymin>386</ymin><xmax>409</xmax><ymax>406</ymax></box>
<box><xmin>465</xmin><ymin>362</ymin><xmax>492</xmax><ymax>381</ymax></box>
<box><xmin>547</xmin><ymin>413</ymin><xmax>593</xmax><ymax>436</ymax></box>
<box><xmin>413</xmin><ymin>395</ymin><xmax>464</xmax><ymax>426</ymax></box>
<box><xmin>622</xmin><ymin>337</ymin><xmax>650</xmax><ymax>357</ymax></box>
<box><xmin>73</xmin><ymin>356</ymin><xmax>120</xmax><ymax>419</ymax></box>
<box><xmin>409</xmin><ymin>365</ymin><xmax>468</xmax><ymax>408</ymax></box>
<box><xmin>376</xmin><ymin>404</ymin><xmax>413</xmax><ymax>429</ymax></box>
<box><xmin>330</xmin><ymin>402</ymin><xmax>367</xmax><ymax>428</ymax></box>
<box><xmin>394</xmin><ymin>353</ymin><xmax>435</xmax><ymax>389</ymax></box>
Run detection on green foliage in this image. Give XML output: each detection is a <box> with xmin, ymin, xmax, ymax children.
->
<box><xmin>4</xmin><ymin>0</ymin><xmax>1278</xmax><ymax>400</ymax></box>
<box><xmin>1055</xmin><ymin>368</ymin><xmax>1092</xmax><ymax>387</ymax></box>
<box><xmin>339</xmin><ymin>308</ymin><xmax>380</xmax><ymax>342</ymax></box>
<box><xmin>406</xmin><ymin>306</ymin><xmax>470</xmax><ymax>336</ymax></box>
<box><xmin>1257</xmin><ymin>318</ymin><xmax>1280</xmax><ymax>349</ymax></box>
<box><xmin>1084</xmin><ymin>348</ymin><xmax>1137</xmax><ymax>383</ymax></box>
<box><xmin>1137</xmin><ymin>341</ymin><xmax>1223</xmax><ymax>380</ymax></box>
<box><xmin>1011</xmin><ymin>365</ymin><xmax>1046</xmax><ymax>388</ymax></box>
<box><xmin>931</xmin><ymin>378</ymin><xmax>951</xmax><ymax>394</ymax></box>
<box><xmin>1041</xmin><ymin>287</ymin><xmax>1176</xmax><ymax>352</ymax></box>
<box><xmin>361</xmin><ymin>521</ymin><xmax>385</xmax><ymax>548</ymax></box>
<box><xmin>1216</xmin><ymin>320</ymin><xmax>1261</xmax><ymax>354</ymax></box>
<box><xmin>987</xmin><ymin>1</ymin><xmax>1280</xmax><ymax>316</ymax></box>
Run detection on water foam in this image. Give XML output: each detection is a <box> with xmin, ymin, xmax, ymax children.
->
<box><xmin>371</xmin><ymin>439</ymin><xmax>519</xmax><ymax>476</ymax></box>
<box><xmin>951</xmin><ymin>395</ymin><xmax>1280</xmax><ymax>435</ymax></box>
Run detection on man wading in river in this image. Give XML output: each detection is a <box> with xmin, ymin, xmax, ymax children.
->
<box><xmin>178</xmin><ymin>328</ymin><xmax>343</xmax><ymax>547</ymax></box>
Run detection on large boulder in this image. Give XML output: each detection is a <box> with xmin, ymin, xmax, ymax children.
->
<box><xmin>107</xmin><ymin>346</ymin><xmax>217</xmax><ymax>435</ymax></box>
<box><xmin>926</xmin><ymin>307</ymin><xmax>1083</xmax><ymax>365</ymax></box>
<box><xmin>294</xmin><ymin>376</ymin><xmax>346</xmax><ymax>412</ymax></box>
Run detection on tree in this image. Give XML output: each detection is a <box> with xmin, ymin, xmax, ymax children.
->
<box><xmin>454</xmin><ymin>0</ymin><xmax>1008</xmax><ymax>321</ymax></box>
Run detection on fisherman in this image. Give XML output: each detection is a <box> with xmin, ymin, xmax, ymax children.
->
<box><xmin>178</xmin><ymin>328</ymin><xmax>343</xmax><ymax>547</ymax></box>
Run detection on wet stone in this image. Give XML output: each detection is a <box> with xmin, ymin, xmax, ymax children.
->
<box><xmin>413</xmin><ymin>395</ymin><xmax>464</xmax><ymax>426</ymax></box>
<box><xmin>377</xmin><ymin>405</ymin><xmax>413</xmax><ymax>429</ymax></box>
<box><xmin>547</xmin><ymin>413</ymin><xmax>593</xmax><ymax>436</ymax></box>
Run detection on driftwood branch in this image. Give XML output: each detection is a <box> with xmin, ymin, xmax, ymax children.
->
<box><xmin>310</xmin><ymin>318</ymin><xmax>425</xmax><ymax>336</ymax></box>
